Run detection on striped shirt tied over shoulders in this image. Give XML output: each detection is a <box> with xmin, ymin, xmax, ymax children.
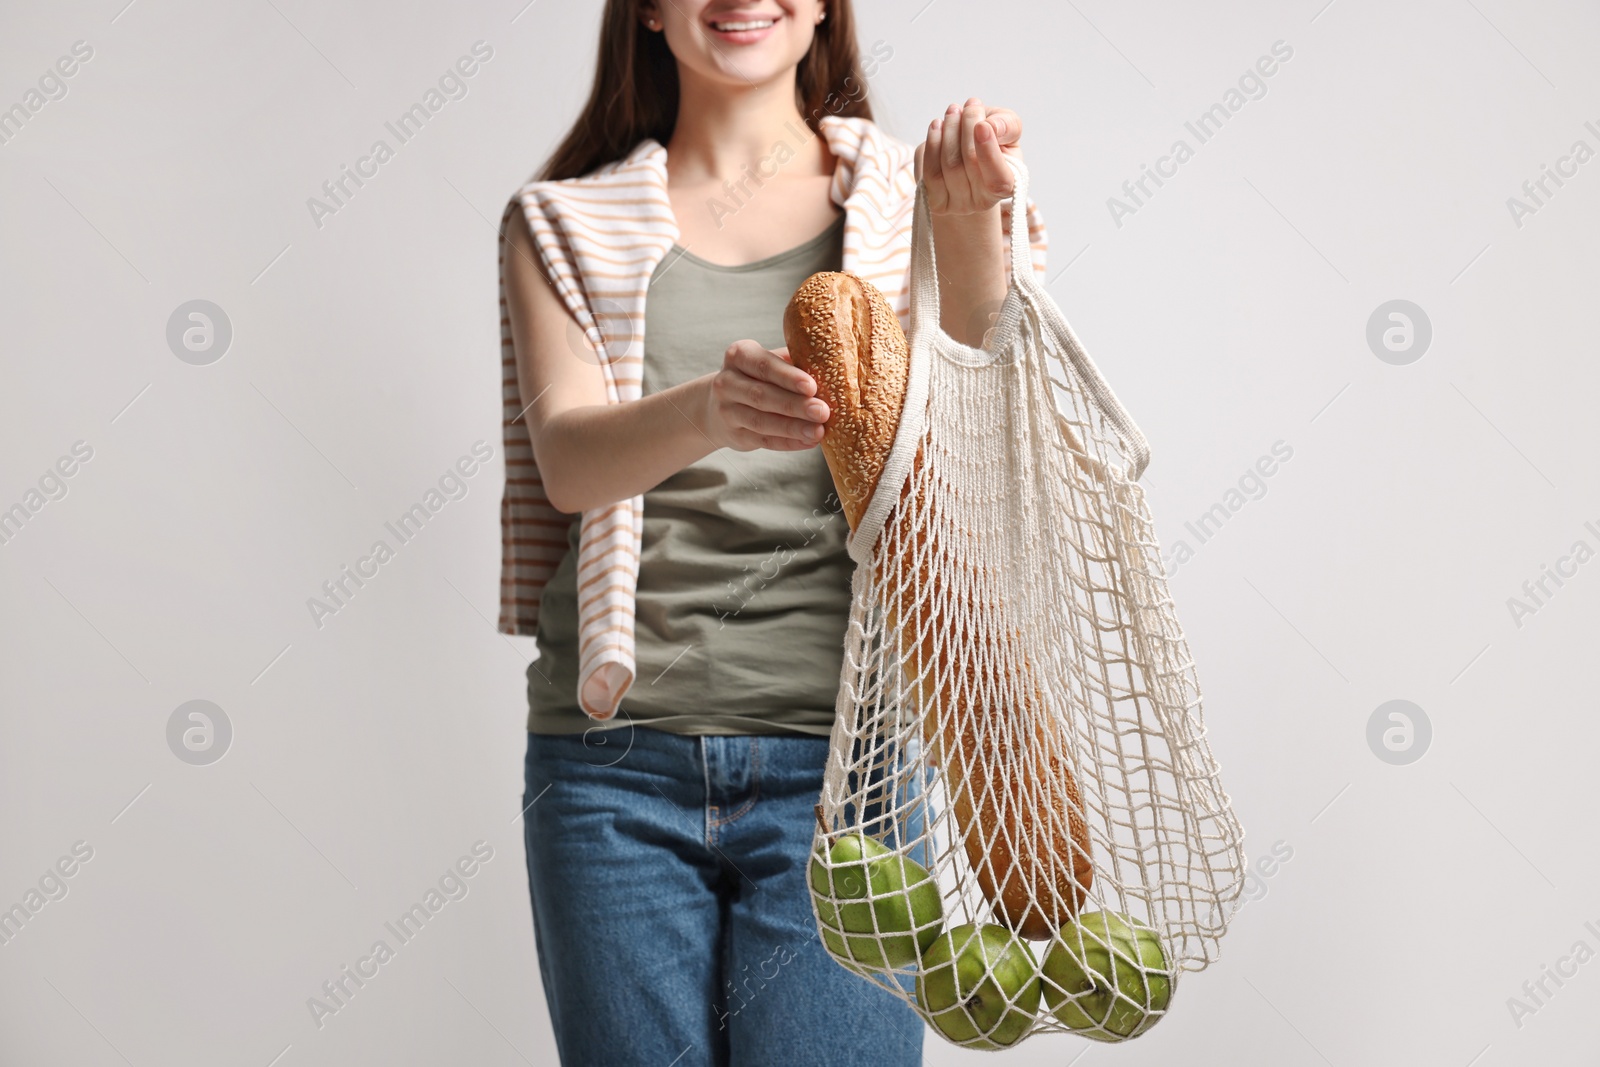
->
<box><xmin>497</xmin><ymin>115</ymin><xmax>1049</xmax><ymax>721</ymax></box>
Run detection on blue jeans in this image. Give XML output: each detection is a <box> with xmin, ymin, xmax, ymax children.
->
<box><xmin>522</xmin><ymin>726</ymin><xmax>925</xmax><ymax>1067</ymax></box>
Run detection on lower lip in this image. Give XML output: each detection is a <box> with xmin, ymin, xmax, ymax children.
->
<box><xmin>708</xmin><ymin>21</ymin><xmax>777</xmax><ymax>45</ymax></box>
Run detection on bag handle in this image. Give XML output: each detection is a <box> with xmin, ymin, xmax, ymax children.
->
<box><xmin>909</xmin><ymin>157</ymin><xmax>1152</xmax><ymax>480</ymax></box>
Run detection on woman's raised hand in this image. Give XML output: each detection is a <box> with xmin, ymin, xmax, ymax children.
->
<box><xmin>915</xmin><ymin>99</ymin><xmax>1023</xmax><ymax>216</ymax></box>
<box><xmin>702</xmin><ymin>341</ymin><xmax>831</xmax><ymax>452</ymax></box>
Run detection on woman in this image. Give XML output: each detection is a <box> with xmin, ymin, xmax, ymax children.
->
<box><xmin>499</xmin><ymin>2</ymin><xmax>1042</xmax><ymax>1063</ymax></box>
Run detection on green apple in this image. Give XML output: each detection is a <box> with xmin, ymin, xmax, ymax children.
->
<box><xmin>808</xmin><ymin>832</ymin><xmax>885</xmax><ymax>926</ymax></box>
<box><xmin>809</xmin><ymin>834</ymin><xmax>943</xmax><ymax>971</ymax></box>
<box><xmin>917</xmin><ymin>923</ymin><xmax>1041</xmax><ymax>1049</ymax></box>
<box><xmin>1041</xmin><ymin>911</ymin><xmax>1172</xmax><ymax>1041</ymax></box>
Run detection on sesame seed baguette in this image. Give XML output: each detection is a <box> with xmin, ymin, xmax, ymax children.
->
<box><xmin>784</xmin><ymin>271</ymin><xmax>1092</xmax><ymax>939</ymax></box>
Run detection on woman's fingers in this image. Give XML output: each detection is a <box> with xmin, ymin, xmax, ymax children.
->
<box><xmin>959</xmin><ymin>98</ymin><xmax>982</xmax><ymax>165</ymax></box>
<box><xmin>983</xmin><ymin>106</ymin><xmax>1022</xmax><ymax>148</ymax></box>
<box><xmin>972</xmin><ymin>118</ymin><xmax>1015</xmax><ymax>198</ymax></box>
<box><xmin>963</xmin><ymin>101</ymin><xmax>1000</xmax><ymax>206</ymax></box>
<box><xmin>714</xmin><ymin>371</ymin><xmax>827</xmax><ymax>422</ymax></box>
<box><xmin>940</xmin><ymin>103</ymin><xmax>962</xmax><ymax>168</ymax></box>
<box><xmin>724</xmin><ymin>340</ymin><xmax>816</xmax><ymax>398</ymax></box>
<box><xmin>753</xmin><ymin>433</ymin><xmax>817</xmax><ymax>452</ymax></box>
<box><xmin>919</xmin><ymin>120</ymin><xmax>943</xmax><ymax>209</ymax></box>
<box><xmin>940</xmin><ymin>104</ymin><xmax>971</xmax><ymax>204</ymax></box>
<box><xmin>713</xmin><ymin>340</ymin><xmax>831</xmax><ymax>450</ymax></box>
<box><xmin>921</xmin><ymin>100</ymin><xmax>1024</xmax><ymax>214</ymax></box>
<box><xmin>729</xmin><ymin>404</ymin><xmax>827</xmax><ymax>444</ymax></box>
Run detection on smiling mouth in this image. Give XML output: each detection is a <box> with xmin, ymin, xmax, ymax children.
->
<box><xmin>709</xmin><ymin>17</ymin><xmax>777</xmax><ymax>32</ymax></box>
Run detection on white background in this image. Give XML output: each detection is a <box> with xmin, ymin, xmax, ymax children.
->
<box><xmin>2</xmin><ymin>0</ymin><xmax>1597</xmax><ymax>1064</ymax></box>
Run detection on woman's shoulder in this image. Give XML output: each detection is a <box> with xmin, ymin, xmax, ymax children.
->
<box><xmin>820</xmin><ymin>116</ymin><xmax>914</xmax><ymax>172</ymax></box>
<box><xmin>819</xmin><ymin>116</ymin><xmax>916</xmax><ymax>212</ymax></box>
<box><xmin>515</xmin><ymin>142</ymin><xmax>666</xmax><ymax>203</ymax></box>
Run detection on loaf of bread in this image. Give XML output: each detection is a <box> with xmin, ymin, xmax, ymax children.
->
<box><xmin>784</xmin><ymin>271</ymin><xmax>1093</xmax><ymax>939</ymax></box>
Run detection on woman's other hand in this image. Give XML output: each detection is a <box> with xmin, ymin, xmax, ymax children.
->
<box><xmin>915</xmin><ymin>99</ymin><xmax>1023</xmax><ymax>215</ymax></box>
<box><xmin>702</xmin><ymin>341</ymin><xmax>831</xmax><ymax>452</ymax></box>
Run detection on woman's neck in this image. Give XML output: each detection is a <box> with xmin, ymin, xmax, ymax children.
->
<box><xmin>664</xmin><ymin>71</ymin><xmax>829</xmax><ymax>184</ymax></box>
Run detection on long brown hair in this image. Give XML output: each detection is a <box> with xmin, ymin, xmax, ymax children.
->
<box><xmin>539</xmin><ymin>1</ymin><xmax>874</xmax><ymax>181</ymax></box>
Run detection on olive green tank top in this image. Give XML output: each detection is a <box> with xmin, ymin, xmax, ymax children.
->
<box><xmin>527</xmin><ymin>214</ymin><xmax>851</xmax><ymax>736</ymax></box>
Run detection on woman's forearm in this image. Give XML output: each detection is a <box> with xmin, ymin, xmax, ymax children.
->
<box><xmin>534</xmin><ymin>376</ymin><xmax>716</xmax><ymax>514</ymax></box>
<box><xmin>931</xmin><ymin>206</ymin><xmax>1008</xmax><ymax>347</ymax></box>
<box><xmin>533</xmin><ymin>212</ymin><xmax>1009</xmax><ymax>512</ymax></box>
<box><xmin>917</xmin><ymin>101</ymin><xmax>1029</xmax><ymax>346</ymax></box>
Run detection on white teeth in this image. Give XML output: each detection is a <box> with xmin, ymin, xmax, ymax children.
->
<box><xmin>712</xmin><ymin>19</ymin><xmax>775</xmax><ymax>31</ymax></box>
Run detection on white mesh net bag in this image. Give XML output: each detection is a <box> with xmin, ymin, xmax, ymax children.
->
<box><xmin>808</xmin><ymin>159</ymin><xmax>1246</xmax><ymax>1049</ymax></box>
